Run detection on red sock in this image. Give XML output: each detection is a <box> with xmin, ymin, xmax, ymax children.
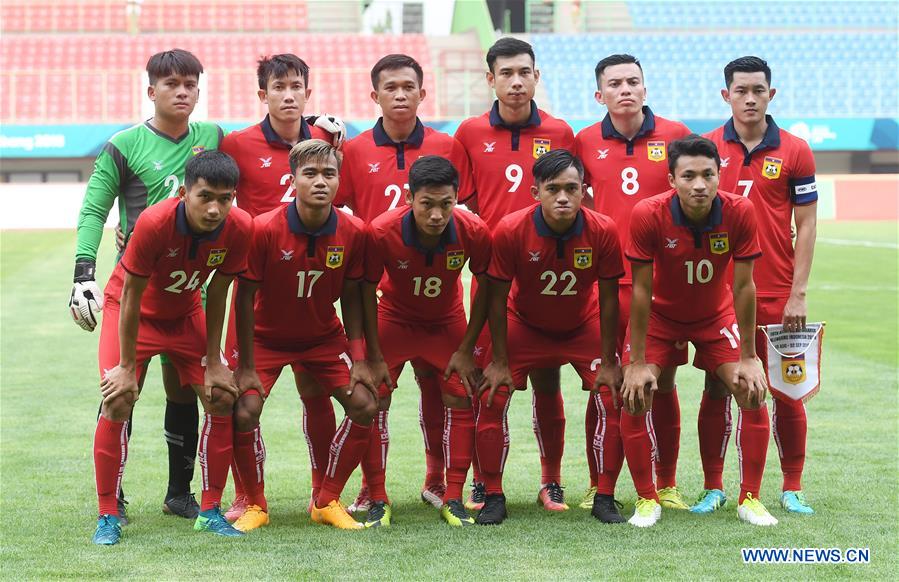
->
<box><xmin>590</xmin><ymin>390</ymin><xmax>624</xmax><ymax>496</ymax></box>
<box><xmin>443</xmin><ymin>405</ymin><xmax>475</xmax><ymax>502</ymax></box>
<box><xmin>361</xmin><ymin>410</ymin><xmax>390</xmax><ymax>502</ymax></box>
<box><xmin>532</xmin><ymin>389</ymin><xmax>565</xmax><ymax>485</ymax></box>
<box><xmin>233</xmin><ymin>427</ymin><xmax>267</xmax><ymax>512</ymax></box>
<box><xmin>475</xmin><ymin>390</ymin><xmax>511</xmax><ymax>494</ymax></box>
<box><xmin>199</xmin><ymin>413</ymin><xmax>234</xmax><ymax>511</ymax></box>
<box><xmin>94</xmin><ymin>417</ymin><xmax>129</xmax><ymax>516</ymax></box>
<box><xmin>317</xmin><ymin>418</ymin><xmax>370</xmax><ymax>506</ymax></box>
<box><xmin>471</xmin><ymin>395</ymin><xmax>483</xmax><ymax>483</ymax></box>
<box><xmin>620</xmin><ymin>410</ymin><xmax>659</xmax><ymax>501</ymax></box>
<box><xmin>301</xmin><ymin>394</ymin><xmax>335</xmax><ymax>498</ymax></box>
<box><xmin>229</xmin><ymin>458</ymin><xmax>245</xmax><ymax>500</ymax></box>
<box><xmin>773</xmin><ymin>398</ymin><xmax>807</xmax><ymax>491</ymax></box>
<box><xmin>416</xmin><ymin>374</ymin><xmax>445</xmax><ymax>484</ymax></box>
<box><xmin>737</xmin><ymin>405</ymin><xmax>770</xmax><ymax>503</ymax></box>
<box><xmin>585</xmin><ymin>394</ymin><xmax>599</xmax><ymax>487</ymax></box>
<box><xmin>652</xmin><ymin>388</ymin><xmax>681</xmax><ymax>489</ymax></box>
<box><xmin>697</xmin><ymin>392</ymin><xmax>732</xmax><ymax>490</ymax></box>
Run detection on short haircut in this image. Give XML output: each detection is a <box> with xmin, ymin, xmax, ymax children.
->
<box><xmin>594</xmin><ymin>53</ymin><xmax>643</xmax><ymax>88</ymax></box>
<box><xmin>724</xmin><ymin>56</ymin><xmax>771</xmax><ymax>88</ymax></box>
<box><xmin>408</xmin><ymin>156</ymin><xmax>459</xmax><ymax>196</ymax></box>
<box><xmin>532</xmin><ymin>149</ymin><xmax>584</xmax><ymax>186</ymax></box>
<box><xmin>288</xmin><ymin>139</ymin><xmax>341</xmax><ymax>175</ymax></box>
<box><xmin>486</xmin><ymin>37</ymin><xmax>535</xmax><ymax>73</ymax></box>
<box><xmin>370</xmin><ymin>54</ymin><xmax>423</xmax><ymax>90</ymax></box>
<box><xmin>667</xmin><ymin>134</ymin><xmax>721</xmax><ymax>174</ymax></box>
<box><xmin>184</xmin><ymin>151</ymin><xmax>239</xmax><ymax>190</ymax></box>
<box><xmin>146</xmin><ymin>49</ymin><xmax>203</xmax><ymax>84</ymax></box>
<box><xmin>257</xmin><ymin>53</ymin><xmax>310</xmax><ymax>90</ymax></box>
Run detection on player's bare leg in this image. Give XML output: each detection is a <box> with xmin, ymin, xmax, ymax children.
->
<box><xmin>161</xmin><ymin>360</ymin><xmax>200</xmax><ymax>519</ymax></box>
<box><xmin>414</xmin><ymin>364</ymin><xmax>447</xmax><ymax>508</ymax></box>
<box><xmin>620</xmin><ymin>363</ymin><xmax>664</xmax><ymax>527</ymax></box>
<box><xmin>652</xmin><ymin>367</ymin><xmax>688</xmax><ymax>509</ymax></box>
<box><xmin>230</xmin><ymin>391</ymin><xmax>269</xmax><ymax>532</ymax></box>
<box><xmin>692</xmin><ymin>372</ymin><xmax>732</xmax><ymax>514</ymax></box>
<box><xmin>530</xmin><ymin>367</ymin><xmax>568</xmax><ymax>511</ymax></box>
<box><xmin>441</xmin><ymin>391</ymin><xmax>476</xmax><ymax>526</ymax></box>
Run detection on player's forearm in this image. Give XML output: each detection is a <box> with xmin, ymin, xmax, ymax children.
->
<box><xmin>458</xmin><ymin>276</ymin><xmax>489</xmax><ymax>352</ymax></box>
<box><xmin>790</xmin><ymin>218</ymin><xmax>817</xmax><ymax>298</ymax></box>
<box><xmin>733</xmin><ymin>278</ymin><xmax>758</xmax><ymax>359</ymax></box>
<box><xmin>628</xmin><ymin>265</ymin><xmax>652</xmax><ymax>362</ymax></box>
<box><xmin>360</xmin><ymin>282</ymin><xmax>384</xmax><ymax>361</ymax></box>
<box><xmin>117</xmin><ymin>277</ymin><xmax>146</xmax><ymax>369</ymax></box>
<box><xmin>486</xmin><ymin>280</ymin><xmax>510</xmax><ymax>363</ymax></box>
<box><xmin>598</xmin><ymin>279</ymin><xmax>620</xmax><ymax>363</ymax></box>
<box><xmin>340</xmin><ymin>281</ymin><xmax>365</xmax><ymax>342</ymax></box>
<box><xmin>76</xmin><ymin>158</ymin><xmax>121</xmax><ymax>260</ymax></box>
<box><xmin>204</xmin><ymin>275</ymin><xmax>232</xmax><ymax>363</ymax></box>
<box><xmin>235</xmin><ymin>281</ymin><xmax>257</xmax><ymax>368</ymax></box>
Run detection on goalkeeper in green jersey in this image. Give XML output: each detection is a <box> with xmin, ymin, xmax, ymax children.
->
<box><xmin>70</xmin><ymin>49</ymin><xmax>223</xmax><ymax>522</ymax></box>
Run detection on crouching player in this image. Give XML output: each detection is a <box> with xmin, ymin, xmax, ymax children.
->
<box><xmin>620</xmin><ymin>135</ymin><xmax>775</xmax><ymax>527</ymax></box>
<box><xmin>230</xmin><ymin>140</ymin><xmax>380</xmax><ymax>531</ymax></box>
<box><xmin>91</xmin><ymin>151</ymin><xmax>252</xmax><ymax>544</ymax></box>
<box><xmin>478</xmin><ymin>149</ymin><xmax>624</xmax><ymax>524</ymax></box>
<box><xmin>360</xmin><ymin>155</ymin><xmax>492</xmax><ymax>527</ymax></box>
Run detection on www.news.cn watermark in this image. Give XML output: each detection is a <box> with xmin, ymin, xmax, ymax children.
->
<box><xmin>742</xmin><ymin>548</ymin><xmax>871</xmax><ymax>564</ymax></box>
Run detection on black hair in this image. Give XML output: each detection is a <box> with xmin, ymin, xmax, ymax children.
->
<box><xmin>594</xmin><ymin>53</ymin><xmax>643</xmax><ymax>89</ymax></box>
<box><xmin>408</xmin><ymin>156</ymin><xmax>459</xmax><ymax>196</ymax></box>
<box><xmin>288</xmin><ymin>139</ymin><xmax>341</xmax><ymax>175</ymax></box>
<box><xmin>184</xmin><ymin>151</ymin><xmax>239</xmax><ymax>190</ymax></box>
<box><xmin>724</xmin><ymin>56</ymin><xmax>771</xmax><ymax>88</ymax></box>
<box><xmin>486</xmin><ymin>37</ymin><xmax>535</xmax><ymax>73</ymax></box>
<box><xmin>257</xmin><ymin>53</ymin><xmax>310</xmax><ymax>90</ymax></box>
<box><xmin>667</xmin><ymin>134</ymin><xmax>721</xmax><ymax>174</ymax></box>
<box><xmin>532</xmin><ymin>149</ymin><xmax>584</xmax><ymax>185</ymax></box>
<box><xmin>370</xmin><ymin>54</ymin><xmax>424</xmax><ymax>90</ymax></box>
<box><xmin>146</xmin><ymin>49</ymin><xmax>203</xmax><ymax>84</ymax></box>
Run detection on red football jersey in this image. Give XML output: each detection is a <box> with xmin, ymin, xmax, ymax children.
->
<box><xmin>365</xmin><ymin>206</ymin><xmax>492</xmax><ymax>326</ymax></box>
<box><xmin>705</xmin><ymin>116</ymin><xmax>817</xmax><ymax>298</ymax></box>
<box><xmin>455</xmin><ymin>101</ymin><xmax>575</xmax><ymax>229</ymax></box>
<box><xmin>105</xmin><ymin>197</ymin><xmax>252</xmax><ymax>320</ymax></box>
<box><xmin>574</xmin><ymin>107</ymin><xmax>691</xmax><ymax>283</ymax></box>
<box><xmin>626</xmin><ymin>190</ymin><xmax>761</xmax><ymax>324</ymax></box>
<box><xmin>488</xmin><ymin>204</ymin><xmax>623</xmax><ymax>335</ymax></box>
<box><xmin>242</xmin><ymin>203</ymin><xmax>366</xmax><ymax>347</ymax></box>
<box><xmin>334</xmin><ymin>118</ymin><xmax>474</xmax><ymax>223</ymax></box>
<box><xmin>220</xmin><ymin>115</ymin><xmax>331</xmax><ymax>218</ymax></box>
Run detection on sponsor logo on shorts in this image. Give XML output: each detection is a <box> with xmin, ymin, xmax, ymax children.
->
<box><xmin>326</xmin><ymin>246</ymin><xmax>344</xmax><ymax>269</ymax></box>
<box><xmin>709</xmin><ymin>232</ymin><xmax>729</xmax><ymax>254</ymax></box>
<box><xmin>207</xmin><ymin>248</ymin><xmax>227</xmax><ymax>266</ymax></box>
<box><xmin>647</xmin><ymin>141</ymin><xmax>666</xmax><ymax>162</ymax></box>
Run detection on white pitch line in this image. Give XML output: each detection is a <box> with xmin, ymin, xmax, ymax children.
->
<box><xmin>811</xmin><ymin>284</ymin><xmax>898</xmax><ymax>292</ymax></box>
<box><xmin>818</xmin><ymin>238</ymin><xmax>898</xmax><ymax>249</ymax></box>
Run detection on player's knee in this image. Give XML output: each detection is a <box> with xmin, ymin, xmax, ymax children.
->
<box><xmin>704</xmin><ymin>372</ymin><xmax>729</xmax><ymax>399</ymax></box>
<box><xmin>234</xmin><ymin>395</ymin><xmax>262</xmax><ymax>431</ymax></box>
<box><xmin>378</xmin><ymin>393</ymin><xmax>392</xmax><ymax>411</ymax></box>
<box><xmin>442</xmin><ymin>393</ymin><xmax>470</xmax><ymax>409</ymax></box>
<box><xmin>204</xmin><ymin>388</ymin><xmax>236</xmax><ymax>415</ymax></box>
<box><xmin>101</xmin><ymin>396</ymin><xmax>134</xmax><ymax>422</ymax></box>
<box><xmin>733</xmin><ymin>390</ymin><xmax>763</xmax><ymax>411</ymax></box>
<box><xmin>346</xmin><ymin>392</ymin><xmax>377</xmax><ymax>425</ymax></box>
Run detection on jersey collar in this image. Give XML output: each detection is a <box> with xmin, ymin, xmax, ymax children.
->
<box><xmin>401</xmin><ymin>207</ymin><xmax>458</xmax><ymax>254</ymax></box>
<box><xmin>260</xmin><ymin>114</ymin><xmax>312</xmax><ymax>149</ymax></box>
<box><xmin>143</xmin><ymin>120</ymin><xmax>191</xmax><ymax>144</ymax></box>
<box><xmin>669</xmin><ymin>192</ymin><xmax>723</xmax><ymax>231</ymax></box>
<box><xmin>175</xmin><ymin>200</ymin><xmax>225</xmax><ymax>242</ymax></box>
<box><xmin>722</xmin><ymin>115</ymin><xmax>781</xmax><ymax>149</ymax></box>
<box><xmin>489</xmin><ymin>100</ymin><xmax>542</xmax><ymax>129</ymax></box>
<box><xmin>533</xmin><ymin>205</ymin><xmax>585</xmax><ymax>240</ymax></box>
<box><xmin>601</xmin><ymin>106</ymin><xmax>656</xmax><ymax>141</ymax></box>
<box><xmin>373</xmin><ymin>117</ymin><xmax>425</xmax><ymax>148</ymax></box>
<box><xmin>287</xmin><ymin>202</ymin><xmax>338</xmax><ymax>236</ymax></box>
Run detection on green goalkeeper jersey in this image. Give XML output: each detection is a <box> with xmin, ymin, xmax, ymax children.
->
<box><xmin>75</xmin><ymin>120</ymin><xmax>224</xmax><ymax>261</ymax></box>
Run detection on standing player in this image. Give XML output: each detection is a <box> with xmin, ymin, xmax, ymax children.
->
<box><xmin>477</xmin><ymin>149</ymin><xmax>623</xmax><ymax>524</ymax></box>
<box><xmin>359</xmin><ymin>156</ymin><xmax>492</xmax><ymax>527</ymax></box>
<box><xmin>455</xmin><ymin>37</ymin><xmax>575</xmax><ymax>511</ymax></box>
<box><xmin>572</xmin><ymin>54</ymin><xmax>692</xmax><ymax>521</ymax></box>
<box><xmin>229</xmin><ymin>140</ymin><xmax>380</xmax><ymax>531</ymax></box>
<box><xmin>620</xmin><ymin>135</ymin><xmax>776</xmax><ymax>528</ymax></box>
<box><xmin>337</xmin><ymin>54</ymin><xmax>474</xmax><ymax>510</ymax></box>
<box><xmin>219</xmin><ymin>53</ymin><xmax>345</xmax><ymax>521</ymax></box>
<box><xmin>70</xmin><ymin>49</ymin><xmax>222</xmax><ymax>521</ymax></box>
<box><xmin>91</xmin><ymin>151</ymin><xmax>252</xmax><ymax>544</ymax></box>
<box><xmin>697</xmin><ymin>56</ymin><xmax>818</xmax><ymax>515</ymax></box>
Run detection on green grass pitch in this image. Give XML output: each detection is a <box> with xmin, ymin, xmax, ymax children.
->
<box><xmin>1</xmin><ymin>221</ymin><xmax>896</xmax><ymax>580</ymax></box>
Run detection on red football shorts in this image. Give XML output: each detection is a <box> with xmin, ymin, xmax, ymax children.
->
<box><xmin>616</xmin><ymin>283</ymin><xmax>632</xmax><ymax>355</ymax></box>
<box><xmin>98</xmin><ymin>300</ymin><xmax>206</xmax><ymax>386</ymax></box>
<box><xmin>378</xmin><ymin>316</ymin><xmax>468</xmax><ymax>399</ymax></box>
<box><xmin>249</xmin><ymin>334</ymin><xmax>352</xmax><ymax>397</ymax></box>
<box><xmin>755</xmin><ymin>295</ymin><xmax>789</xmax><ymax>385</ymax></box>
<box><xmin>624</xmin><ymin>310</ymin><xmax>741</xmax><ymax>373</ymax></box>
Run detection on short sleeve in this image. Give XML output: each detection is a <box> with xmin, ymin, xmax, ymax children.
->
<box><xmin>733</xmin><ymin>198</ymin><xmax>762</xmax><ymax>261</ymax></box>
<box><xmin>789</xmin><ymin>141</ymin><xmax>818</xmax><ymax>206</ymax></box>
<box><xmin>242</xmin><ymin>216</ymin><xmax>268</xmax><ymax>283</ymax></box>
<box><xmin>625</xmin><ymin>201</ymin><xmax>657</xmax><ymax>263</ymax></box>
<box><xmin>334</xmin><ymin>146</ymin><xmax>356</xmax><ymax>209</ymax></box>
<box><xmin>363</xmin><ymin>225</ymin><xmax>386</xmax><ymax>284</ymax></box>
<box><xmin>120</xmin><ymin>211</ymin><xmax>161</xmax><ymax>278</ymax></box>
<box><xmin>345</xmin><ymin>223</ymin><xmax>366</xmax><ymax>280</ymax></box>
<box><xmin>595</xmin><ymin>218</ymin><xmax>624</xmax><ymax>279</ymax></box>
<box><xmin>217</xmin><ymin>213</ymin><xmax>253</xmax><ymax>276</ymax></box>
<box><xmin>559</xmin><ymin>121</ymin><xmax>576</xmax><ymax>151</ymax></box>
<box><xmin>486</xmin><ymin>221</ymin><xmax>515</xmax><ymax>282</ymax></box>
<box><xmin>466</xmin><ymin>216</ymin><xmax>492</xmax><ymax>275</ymax></box>
<box><xmin>572</xmin><ymin>132</ymin><xmax>591</xmax><ymax>185</ymax></box>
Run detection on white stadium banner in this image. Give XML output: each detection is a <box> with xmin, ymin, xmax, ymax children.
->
<box><xmin>760</xmin><ymin>322</ymin><xmax>826</xmax><ymax>403</ymax></box>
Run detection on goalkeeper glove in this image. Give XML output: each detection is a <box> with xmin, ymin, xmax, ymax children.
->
<box><xmin>308</xmin><ymin>114</ymin><xmax>347</xmax><ymax>147</ymax></box>
<box><xmin>69</xmin><ymin>258</ymin><xmax>104</xmax><ymax>332</ymax></box>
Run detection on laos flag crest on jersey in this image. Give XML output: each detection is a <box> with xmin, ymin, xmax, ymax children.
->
<box><xmin>533</xmin><ymin>138</ymin><xmax>551</xmax><ymax>159</ymax></box>
<box><xmin>574</xmin><ymin>247</ymin><xmax>593</xmax><ymax>269</ymax></box>
<box><xmin>446</xmin><ymin>250</ymin><xmax>465</xmax><ymax>270</ymax></box>
<box><xmin>762</xmin><ymin>156</ymin><xmax>783</xmax><ymax>179</ymax></box>
<box><xmin>709</xmin><ymin>232</ymin><xmax>729</xmax><ymax>254</ymax></box>
<box><xmin>647</xmin><ymin>141</ymin><xmax>666</xmax><ymax>162</ymax></box>
<box><xmin>192</xmin><ymin>146</ymin><xmax>206</xmax><ymax>156</ymax></box>
<box><xmin>207</xmin><ymin>248</ymin><xmax>227</xmax><ymax>267</ymax></box>
<box><xmin>761</xmin><ymin>322</ymin><xmax>825</xmax><ymax>402</ymax></box>
<box><xmin>326</xmin><ymin>246</ymin><xmax>344</xmax><ymax>269</ymax></box>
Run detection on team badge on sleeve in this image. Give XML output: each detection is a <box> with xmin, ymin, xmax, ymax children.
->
<box><xmin>446</xmin><ymin>250</ymin><xmax>465</xmax><ymax>270</ymax></box>
<box><xmin>533</xmin><ymin>138</ymin><xmax>551</xmax><ymax>159</ymax></box>
<box><xmin>191</xmin><ymin>146</ymin><xmax>206</xmax><ymax>156</ymax></box>
<box><xmin>573</xmin><ymin>247</ymin><xmax>593</xmax><ymax>269</ymax></box>
<box><xmin>647</xmin><ymin>141</ymin><xmax>666</xmax><ymax>162</ymax></box>
<box><xmin>326</xmin><ymin>246</ymin><xmax>345</xmax><ymax>269</ymax></box>
<box><xmin>207</xmin><ymin>248</ymin><xmax>227</xmax><ymax>267</ymax></box>
<box><xmin>762</xmin><ymin>156</ymin><xmax>783</xmax><ymax>179</ymax></box>
<box><xmin>709</xmin><ymin>232</ymin><xmax>729</xmax><ymax>254</ymax></box>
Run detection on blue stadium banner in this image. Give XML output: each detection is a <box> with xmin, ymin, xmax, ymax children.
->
<box><xmin>0</xmin><ymin>124</ymin><xmax>130</xmax><ymax>158</ymax></box>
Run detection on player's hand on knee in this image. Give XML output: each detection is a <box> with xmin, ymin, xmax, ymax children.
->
<box><xmin>592</xmin><ymin>362</ymin><xmax>623</xmax><ymax>401</ymax></box>
<box><xmin>733</xmin><ymin>357</ymin><xmax>767</xmax><ymax>408</ymax></box>
<box><xmin>445</xmin><ymin>349</ymin><xmax>478</xmax><ymax>398</ymax></box>
<box><xmin>69</xmin><ymin>259</ymin><xmax>104</xmax><ymax>332</ymax></box>
<box><xmin>349</xmin><ymin>360</ymin><xmax>379</xmax><ymax>401</ymax></box>
<box><xmin>100</xmin><ymin>365</ymin><xmax>139</xmax><ymax>405</ymax></box>
<box><xmin>368</xmin><ymin>359</ymin><xmax>394</xmax><ymax>395</ymax></box>
<box><xmin>234</xmin><ymin>366</ymin><xmax>263</xmax><ymax>399</ymax></box>
<box><xmin>204</xmin><ymin>361</ymin><xmax>238</xmax><ymax>401</ymax></box>
<box><xmin>622</xmin><ymin>364</ymin><xmax>656</xmax><ymax>415</ymax></box>
<box><xmin>479</xmin><ymin>361</ymin><xmax>514</xmax><ymax>408</ymax></box>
